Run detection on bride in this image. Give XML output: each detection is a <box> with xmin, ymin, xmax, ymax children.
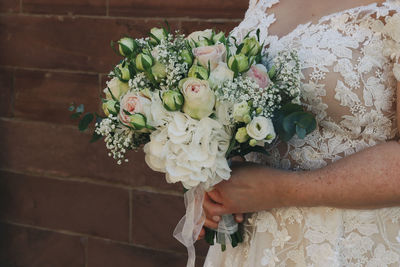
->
<box><xmin>201</xmin><ymin>0</ymin><xmax>400</xmax><ymax>266</ymax></box>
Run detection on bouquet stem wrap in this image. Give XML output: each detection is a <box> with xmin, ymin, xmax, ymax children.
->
<box><xmin>173</xmin><ymin>185</ymin><xmax>240</xmax><ymax>266</ymax></box>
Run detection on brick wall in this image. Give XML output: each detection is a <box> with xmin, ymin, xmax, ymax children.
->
<box><xmin>0</xmin><ymin>1</ymin><xmax>247</xmax><ymax>266</ymax></box>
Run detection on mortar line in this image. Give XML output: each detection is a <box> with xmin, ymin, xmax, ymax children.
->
<box><xmin>0</xmin><ymin>65</ymin><xmax>104</xmax><ymax>76</ymax></box>
<box><xmin>0</xmin><ymin>12</ymin><xmax>243</xmax><ymax>22</ymax></box>
<box><xmin>0</xmin><ymin>167</ymin><xmax>183</xmax><ymax>196</ymax></box>
<box><xmin>0</xmin><ymin>220</ymin><xmax>203</xmax><ymax>258</ymax></box>
<box><xmin>129</xmin><ymin>189</ymin><xmax>133</xmax><ymax>243</ymax></box>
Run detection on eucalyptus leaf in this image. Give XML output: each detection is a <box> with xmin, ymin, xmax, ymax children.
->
<box><xmin>296</xmin><ymin>125</ymin><xmax>307</xmax><ymax>139</ymax></box>
<box><xmin>70</xmin><ymin>112</ymin><xmax>82</xmax><ymax>119</ymax></box>
<box><xmin>76</xmin><ymin>104</ymin><xmax>84</xmax><ymax>113</ymax></box>
<box><xmin>78</xmin><ymin>113</ymin><xmax>94</xmax><ymax>132</ymax></box>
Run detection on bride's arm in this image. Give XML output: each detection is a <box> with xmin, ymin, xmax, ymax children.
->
<box><xmin>202</xmin><ymin>81</ymin><xmax>400</xmax><ymax>220</ymax></box>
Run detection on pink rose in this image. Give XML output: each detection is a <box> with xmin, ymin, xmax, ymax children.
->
<box><xmin>118</xmin><ymin>92</ymin><xmax>151</xmax><ymax>126</ymax></box>
<box><xmin>245</xmin><ymin>64</ymin><xmax>271</xmax><ymax>89</ymax></box>
<box><xmin>192</xmin><ymin>44</ymin><xmax>226</xmax><ymax>71</ymax></box>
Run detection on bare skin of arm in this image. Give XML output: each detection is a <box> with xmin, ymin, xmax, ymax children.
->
<box><xmin>199</xmin><ymin>80</ymin><xmax>400</xmax><ymax>239</ymax></box>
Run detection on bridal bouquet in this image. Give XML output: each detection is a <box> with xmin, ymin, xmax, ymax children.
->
<box><xmin>70</xmin><ymin>24</ymin><xmax>316</xmax><ymax>267</ymax></box>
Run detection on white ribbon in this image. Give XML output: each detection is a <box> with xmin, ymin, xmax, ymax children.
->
<box><xmin>216</xmin><ymin>214</ymin><xmax>238</xmax><ymax>246</ymax></box>
<box><xmin>173</xmin><ymin>185</ymin><xmax>205</xmax><ymax>267</ymax></box>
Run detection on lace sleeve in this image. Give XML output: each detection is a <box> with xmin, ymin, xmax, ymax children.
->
<box><xmin>382</xmin><ymin>8</ymin><xmax>400</xmax><ymax>80</ymax></box>
<box><xmin>229</xmin><ymin>0</ymin><xmax>279</xmax><ymax>42</ymax></box>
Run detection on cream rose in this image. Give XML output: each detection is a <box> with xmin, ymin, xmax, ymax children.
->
<box><xmin>208</xmin><ymin>62</ymin><xmax>234</xmax><ymax>89</ymax></box>
<box><xmin>187</xmin><ymin>29</ymin><xmax>213</xmax><ymax>47</ymax></box>
<box><xmin>244</xmin><ymin>64</ymin><xmax>271</xmax><ymax>89</ymax></box>
<box><xmin>193</xmin><ymin>44</ymin><xmax>226</xmax><ymax>71</ymax></box>
<box><xmin>246</xmin><ymin>116</ymin><xmax>276</xmax><ymax>142</ymax></box>
<box><xmin>104</xmin><ymin>77</ymin><xmax>130</xmax><ymax>100</ymax></box>
<box><xmin>181</xmin><ymin>78</ymin><xmax>215</xmax><ymax>120</ymax></box>
<box><xmin>118</xmin><ymin>92</ymin><xmax>152</xmax><ymax>126</ymax></box>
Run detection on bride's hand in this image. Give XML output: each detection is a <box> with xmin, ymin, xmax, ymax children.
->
<box><xmin>198</xmin><ymin>161</ymin><xmax>292</xmax><ymax>240</ymax></box>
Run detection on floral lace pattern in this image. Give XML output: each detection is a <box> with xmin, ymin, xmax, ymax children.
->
<box><xmin>204</xmin><ymin>1</ymin><xmax>400</xmax><ymax>266</ymax></box>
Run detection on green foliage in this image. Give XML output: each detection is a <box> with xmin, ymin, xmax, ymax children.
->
<box><xmin>78</xmin><ymin>113</ymin><xmax>94</xmax><ymax>132</ymax></box>
<box><xmin>273</xmin><ymin>103</ymin><xmax>317</xmax><ymax>142</ymax></box>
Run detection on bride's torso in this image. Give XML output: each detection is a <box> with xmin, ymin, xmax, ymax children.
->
<box><xmin>234</xmin><ymin>0</ymin><xmax>399</xmax><ymax>170</ymax></box>
<box><xmin>205</xmin><ymin>1</ymin><xmax>400</xmax><ymax>266</ymax></box>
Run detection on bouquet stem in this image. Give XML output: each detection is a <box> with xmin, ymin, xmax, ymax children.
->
<box><xmin>204</xmin><ymin>214</ymin><xmax>243</xmax><ymax>251</ymax></box>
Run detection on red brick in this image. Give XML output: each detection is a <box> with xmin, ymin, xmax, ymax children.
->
<box><xmin>23</xmin><ymin>0</ymin><xmax>106</xmax><ymax>15</ymax></box>
<box><xmin>88</xmin><ymin>238</ymin><xmax>205</xmax><ymax>267</ymax></box>
<box><xmin>131</xmin><ymin>191</ymin><xmax>209</xmax><ymax>256</ymax></box>
<box><xmin>180</xmin><ymin>20</ymin><xmax>239</xmax><ymax>36</ymax></box>
<box><xmin>14</xmin><ymin>69</ymin><xmax>100</xmax><ymax>125</ymax></box>
<box><xmin>0</xmin><ymin>68</ymin><xmax>14</xmax><ymax>117</ymax></box>
<box><xmin>109</xmin><ymin>0</ymin><xmax>248</xmax><ymax>19</ymax></box>
<box><xmin>0</xmin><ymin>170</ymin><xmax>130</xmax><ymax>241</ymax></box>
<box><xmin>0</xmin><ymin>223</ymin><xmax>85</xmax><ymax>267</ymax></box>
<box><xmin>0</xmin><ymin>119</ymin><xmax>179</xmax><ymax>190</ymax></box>
<box><xmin>0</xmin><ymin>0</ymin><xmax>19</xmax><ymax>13</ymax></box>
<box><xmin>0</xmin><ymin>15</ymin><xmax>178</xmax><ymax>73</ymax></box>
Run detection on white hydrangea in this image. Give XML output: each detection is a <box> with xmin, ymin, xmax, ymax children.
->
<box><xmin>143</xmin><ymin>112</ymin><xmax>232</xmax><ymax>190</ymax></box>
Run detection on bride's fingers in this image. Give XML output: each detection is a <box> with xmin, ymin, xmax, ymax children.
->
<box><xmin>203</xmin><ymin>194</ymin><xmax>226</xmax><ymax>217</ymax></box>
<box><xmin>197</xmin><ymin>228</ymin><xmax>205</xmax><ymax>240</ymax></box>
<box><xmin>204</xmin><ymin>217</ymin><xmax>219</xmax><ymax>229</ymax></box>
<box><xmin>235</xmin><ymin>213</ymin><xmax>244</xmax><ymax>223</ymax></box>
<box><xmin>206</xmin><ymin>190</ymin><xmax>224</xmax><ymax>205</ymax></box>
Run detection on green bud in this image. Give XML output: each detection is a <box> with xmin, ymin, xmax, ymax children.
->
<box><xmin>135</xmin><ymin>53</ymin><xmax>153</xmax><ymax>71</ymax></box>
<box><xmin>178</xmin><ymin>78</ymin><xmax>189</xmax><ymax>90</ymax></box>
<box><xmin>162</xmin><ymin>90</ymin><xmax>184</xmax><ymax>111</ymax></box>
<box><xmin>104</xmin><ymin>99</ymin><xmax>119</xmax><ymax>115</ymax></box>
<box><xmin>188</xmin><ymin>65</ymin><xmax>209</xmax><ymax>80</ymax></box>
<box><xmin>266</xmin><ymin>134</ymin><xmax>274</xmax><ymax>140</ymax></box>
<box><xmin>241</xmin><ymin>37</ymin><xmax>261</xmax><ymax>57</ymax></box>
<box><xmin>243</xmin><ymin>114</ymin><xmax>252</xmax><ymax>124</ymax></box>
<box><xmin>116</xmin><ymin>63</ymin><xmax>131</xmax><ymax>81</ymax></box>
<box><xmin>151</xmin><ymin>61</ymin><xmax>167</xmax><ymax>82</ymax></box>
<box><xmin>228</xmin><ymin>54</ymin><xmax>249</xmax><ymax>73</ymax></box>
<box><xmin>235</xmin><ymin>127</ymin><xmax>250</xmax><ymax>143</ymax></box>
<box><xmin>179</xmin><ymin>50</ymin><xmax>193</xmax><ymax>66</ymax></box>
<box><xmin>268</xmin><ymin>65</ymin><xmax>277</xmax><ymax>79</ymax></box>
<box><xmin>102</xmin><ymin>100</ymin><xmax>118</xmax><ymax>116</ymax></box>
<box><xmin>118</xmin><ymin>37</ymin><xmax>136</xmax><ymax>56</ymax></box>
<box><xmin>150</xmin><ymin>27</ymin><xmax>167</xmax><ymax>45</ymax></box>
<box><xmin>249</xmin><ymin>139</ymin><xmax>257</xmax><ymax>147</ymax></box>
<box><xmin>130</xmin><ymin>113</ymin><xmax>147</xmax><ymax>130</ymax></box>
<box><xmin>212</xmin><ymin>31</ymin><xmax>226</xmax><ymax>44</ymax></box>
<box><xmin>256</xmin><ymin>107</ymin><xmax>263</xmax><ymax>115</ymax></box>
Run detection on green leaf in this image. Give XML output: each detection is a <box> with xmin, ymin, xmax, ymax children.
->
<box><xmin>296</xmin><ymin>125</ymin><xmax>306</xmax><ymax>139</ymax></box>
<box><xmin>76</xmin><ymin>104</ymin><xmax>84</xmax><ymax>113</ymax></box>
<box><xmin>70</xmin><ymin>112</ymin><xmax>82</xmax><ymax>119</ymax></box>
<box><xmin>68</xmin><ymin>105</ymin><xmax>75</xmax><ymax>112</ymax></box>
<box><xmin>298</xmin><ymin>113</ymin><xmax>317</xmax><ymax>134</ymax></box>
<box><xmin>78</xmin><ymin>113</ymin><xmax>94</xmax><ymax>132</ymax></box>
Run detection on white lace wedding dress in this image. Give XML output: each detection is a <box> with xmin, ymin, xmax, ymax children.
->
<box><xmin>204</xmin><ymin>0</ymin><xmax>400</xmax><ymax>266</ymax></box>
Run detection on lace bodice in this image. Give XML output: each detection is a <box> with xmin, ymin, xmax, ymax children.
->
<box><xmin>204</xmin><ymin>1</ymin><xmax>400</xmax><ymax>266</ymax></box>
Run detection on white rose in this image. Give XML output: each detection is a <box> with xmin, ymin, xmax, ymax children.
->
<box><xmin>244</xmin><ymin>64</ymin><xmax>271</xmax><ymax>89</ymax></box>
<box><xmin>118</xmin><ymin>92</ymin><xmax>152</xmax><ymax>126</ymax></box>
<box><xmin>187</xmin><ymin>29</ymin><xmax>213</xmax><ymax>47</ymax></box>
<box><xmin>233</xmin><ymin>101</ymin><xmax>251</xmax><ymax>123</ymax></box>
<box><xmin>246</xmin><ymin>116</ymin><xmax>276</xmax><ymax>142</ymax></box>
<box><xmin>181</xmin><ymin>78</ymin><xmax>215</xmax><ymax>120</ymax></box>
<box><xmin>193</xmin><ymin>44</ymin><xmax>226</xmax><ymax>71</ymax></box>
<box><xmin>104</xmin><ymin>77</ymin><xmax>129</xmax><ymax>100</ymax></box>
<box><xmin>208</xmin><ymin>62</ymin><xmax>234</xmax><ymax>89</ymax></box>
